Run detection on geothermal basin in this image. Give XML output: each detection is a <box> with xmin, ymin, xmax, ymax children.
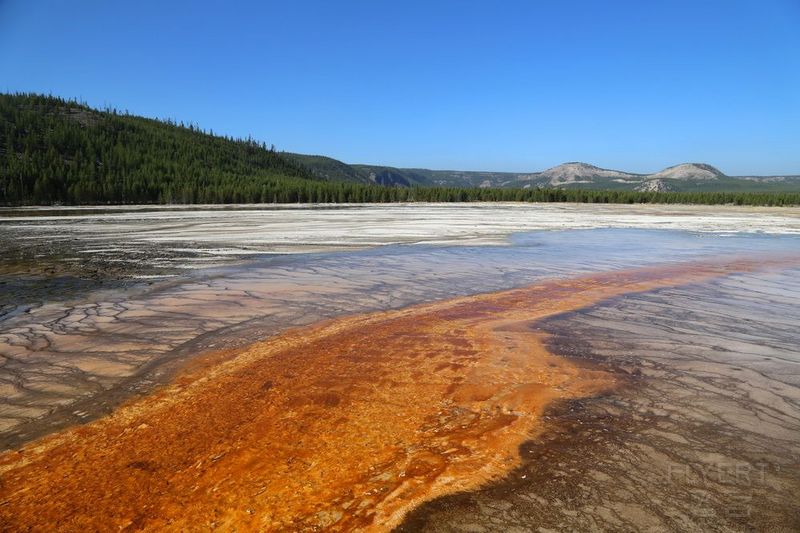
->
<box><xmin>1</xmin><ymin>203</ymin><xmax>799</xmax><ymax>531</ymax></box>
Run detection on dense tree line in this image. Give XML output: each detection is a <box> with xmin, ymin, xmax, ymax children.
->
<box><xmin>2</xmin><ymin>93</ymin><xmax>799</xmax><ymax>207</ymax></box>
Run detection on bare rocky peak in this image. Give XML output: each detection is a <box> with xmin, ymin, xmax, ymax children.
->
<box><xmin>648</xmin><ymin>163</ymin><xmax>724</xmax><ymax>181</ymax></box>
<box><xmin>538</xmin><ymin>162</ymin><xmax>638</xmax><ymax>185</ymax></box>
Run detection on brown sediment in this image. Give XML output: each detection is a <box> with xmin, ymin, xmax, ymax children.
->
<box><xmin>0</xmin><ymin>258</ymin><xmax>791</xmax><ymax>531</ymax></box>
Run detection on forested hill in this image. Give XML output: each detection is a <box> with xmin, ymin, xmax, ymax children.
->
<box><xmin>1</xmin><ymin>93</ymin><xmax>799</xmax><ymax>206</ymax></box>
<box><xmin>0</xmin><ymin>93</ymin><xmax>319</xmax><ymax>204</ymax></box>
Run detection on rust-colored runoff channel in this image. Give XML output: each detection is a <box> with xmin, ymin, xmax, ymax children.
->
<box><xmin>0</xmin><ymin>259</ymin><xmax>780</xmax><ymax>531</ymax></box>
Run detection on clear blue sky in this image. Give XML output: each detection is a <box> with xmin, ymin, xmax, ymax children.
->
<box><xmin>1</xmin><ymin>0</ymin><xmax>799</xmax><ymax>174</ymax></box>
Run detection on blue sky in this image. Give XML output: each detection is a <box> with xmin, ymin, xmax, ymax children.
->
<box><xmin>1</xmin><ymin>0</ymin><xmax>799</xmax><ymax>174</ymax></box>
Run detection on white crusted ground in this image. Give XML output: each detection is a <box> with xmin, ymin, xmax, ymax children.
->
<box><xmin>2</xmin><ymin>203</ymin><xmax>799</xmax><ymax>259</ymax></box>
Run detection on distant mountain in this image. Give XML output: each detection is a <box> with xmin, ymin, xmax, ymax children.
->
<box><xmin>647</xmin><ymin>163</ymin><xmax>723</xmax><ymax>181</ymax></box>
<box><xmin>536</xmin><ymin>162</ymin><xmax>640</xmax><ymax>186</ymax></box>
<box><xmin>352</xmin><ymin>166</ymin><xmax>433</xmax><ymax>187</ymax></box>
<box><xmin>291</xmin><ymin>156</ymin><xmax>800</xmax><ymax>193</ymax></box>
<box><xmin>285</xmin><ymin>154</ymin><xmax>369</xmax><ymax>183</ymax></box>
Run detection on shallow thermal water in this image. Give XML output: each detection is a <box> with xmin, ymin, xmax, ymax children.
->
<box><xmin>1</xmin><ymin>204</ymin><xmax>799</xmax><ymax>530</ymax></box>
